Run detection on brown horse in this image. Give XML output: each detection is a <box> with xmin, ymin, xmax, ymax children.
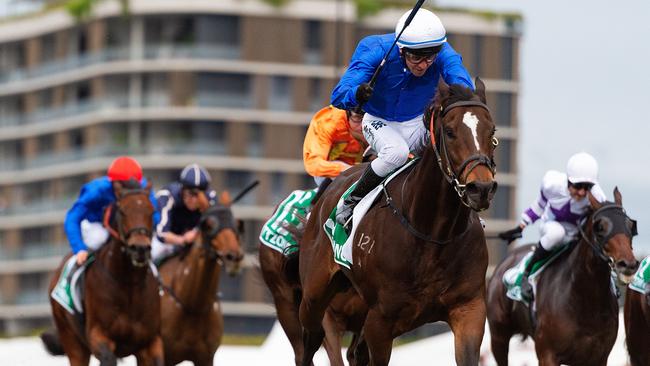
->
<box><xmin>158</xmin><ymin>191</ymin><xmax>244</xmax><ymax>366</ymax></box>
<box><xmin>298</xmin><ymin>78</ymin><xmax>498</xmax><ymax>366</ymax></box>
<box><xmin>624</xmin><ymin>260</ymin><xmax>650</xmax><ymax>366</ymax></box>
<box><xmin>487</xmin><ymin>188</ymin><xmax>639</xmax><ymax>366</ymax></box>
<box><xmin>41</xmin><ymin>181</ymin><xmax>162</xmax><ymax>366</ymax></box>
<box><xmin>259</xmin><ymin>189</ymin><xmax>368</xmax><ymax>366</ymax></box>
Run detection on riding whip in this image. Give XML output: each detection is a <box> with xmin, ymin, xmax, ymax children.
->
<box><xmin>354</xmin><ymin>0</ymin><xmax>428</xmax><ymax>114</ymax></box>
<box><xmin>232</xmin><ymin>180</ymin><xmax>260</xmax><ymax>204</ymax></box>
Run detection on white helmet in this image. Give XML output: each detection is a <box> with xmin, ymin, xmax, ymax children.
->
<box><xmin>566</xmin><ymin>152</ymin><xmax>599</xmax><ymax>184</ymax></box>
<box><xmin>395</xmin><ymin>9</ymin><xmax>447</xmax><ymax>49</ymax></box>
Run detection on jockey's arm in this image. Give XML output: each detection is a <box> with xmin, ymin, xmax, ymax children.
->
<box><xmin>435</xmin><ymin>43</ymin><xmax>474</xmax><ymax>90</ymax></box>
<box><xmin>330</xmin><ymin>37</ymin><xmax>383</xmax><ymax>110</ymax></box>
<box><xmin>144</xmin><ymin>178</ymin><xmax>160</xmax><ymax>225</ymax></box>
<box><xmin>64</xmin><ymin>189</ymin><xmax>94</xmax><ymax>254</ymax></box>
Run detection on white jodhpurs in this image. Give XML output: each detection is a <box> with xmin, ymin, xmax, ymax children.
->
<box><xmin>80</xmin><ymin>220</ymin><xmax>109</xmax><ymax>251</ymax></box>
<box><xmin>539</xmin><ymin>220</ymin><xmax>575</xmax><ymax>251</ymax></box>
<box><xmin>151</xmin><ymin>236</ymin><xmax>177</xmax><ymax>262</ymax></box>
<box><xmin>362</xmin><ymin>113</ymin><xmax>428</xmax><ymax>177</ymax></box>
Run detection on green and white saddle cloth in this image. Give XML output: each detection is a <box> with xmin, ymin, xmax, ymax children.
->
<box><xmin>629</xmin><ymin>255</ymin><xmax>650</xmax><ymax>295</ymax></box>
<box><xmin>503</xmin><ymin>245</ymin><xmax>569</xmax><ymax>306</ymax></box>
<box><xmin>324</xmin><ymin>159</ymin><xmax>419</xmax><ymax>269</ymax></box>
<box><xmin>51</xmin><ymin>254</ymin><xmax>95</xmax><ymax>314</ymax></box>
<box><xmin>259</xmin><ymin>189</ymin><xmax>317</xmax><ymax>256</ymax></box>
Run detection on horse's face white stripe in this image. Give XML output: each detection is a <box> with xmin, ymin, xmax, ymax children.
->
<box><xmin>462</xmin><ymin>112</ymin><xmax>481</xmax><ymax>150</ymax></box>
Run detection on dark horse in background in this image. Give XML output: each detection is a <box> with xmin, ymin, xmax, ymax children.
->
<box><xmin>487</xmin><ymin>188</ymin><xmax>639</xmax><ymax>366</ymax></box>
<box><xmin>624</xmin><ymin>256</ymin><xmax>650</xmax><ymax>366</ymax></box>
<box><xmin>259</xmin><ymin>183</ymin><xmax>368</xmax><ymax>366</ymax></box>
<box><xmin>158</xmin><ymin>191</ymin><xmax>244</xmax><ymax>366</ymax></box>
<box><xmin>41</xmin><ymin>181</ymin><xmax>163</xmax><ymax>366</ymax></box>
<box><xmin>298</xmin><ymin>77</ymin><xmax>498</xmax><ymax>366</ymax></box>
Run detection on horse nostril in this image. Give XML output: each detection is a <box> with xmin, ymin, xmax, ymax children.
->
<box><xmin>466</xmin><ymin>181</ymin><xmax>497</xmax><ymax>198</ymax></box>
<box><xmin>226</xmin><ymin>253</ymin><xmax>235</xmax><ymax>261</ymax></box>
<box><xmin>617</xmin><ymin>260</ymin><xmax>639</xmax><ymax>270</ymax></box>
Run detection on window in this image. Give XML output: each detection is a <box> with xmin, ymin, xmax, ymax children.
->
<box><xmin>309</xmin><ymin>78</ymin><xmax>325</xmax><ymax>112</ymax></box>
<box><xmin>268</xmin><ymin>76</ymin><xmax>292</xmax><ymax>111</ymax></box>
<box><xmin>197</xmin><ymin>73</ymin><xmax>252</xmax><ymax>108</ymax></box>
<box><xmin>501</xmin><ymin>37</ymin><xmax>514</xmax><ymax>80</ymax></box>
<box><xmin>494</xmin><ymin>138</ymin><xmax>512</xmax><ymax>174</ymax></box>
<box><xmin>304</xmin><ymin>20</ymin><xmax>322</xmax><ymax>64</ymax></box>
<box><xmin>495</xmin><ymin>92</ymin><xmax>513</xmax><ymax>127</ymax></box>
<box><xmin>486</xmin><ymin>186</ymin><xmax>512</xmax><ymax>220</ymax></box>
<box><xmin>196</xmin><ymin>15</ymin><xmax>239</xmax><ymax>45</ymax></box>
<box><xmin>142</xmin><ymin>73</ymin><xmax>169</xmax><ymax>106</ymax></box>
<box><xmin>247</xmin><ymin>123</ymin><xmax>263</xmax><ymax>157</ymax></box>
<box><xmin>472</xmin><ymin>34</ymin><xmax>483</xmax><ymax>77</ymax></box>
<box><xmin>106</xmin><ymin>17</ymin><xmax>130</xmax><ymax>49</ymax></box>
<box><xmin>16</xmin><ymin>273</ymin><xmax>49</xmax><ymax>304</ymax></box>
<box><xmin>271</xmin><ymin>172</ymin><xmax>286</xmax><ymax>204</ymax></box>
<box><xmin>41</xmin><ymin>34</ymin><xmax>56</xmax><ymax>63</ymax></box>
<box><xmin>191</xmin><ymin>121</ymin><xmax>227</xmax><ymax>155</ymax></box>
<box><xmin>0</xmin><ymin>41</ymin><xmax>25</xmax><ymax>73</ymax></box>
<box><xmin>225</xmin><ymin>171</ymin><xmax>255</xmax><ymax>205</ymax></box>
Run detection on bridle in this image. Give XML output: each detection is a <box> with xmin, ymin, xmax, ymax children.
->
<box><xmin>199</xmin><ymin>205</ymin><xmax>240</xmax><ymax>263</ymax></box>
<box><xmin>428</xmin><ymin>100</ymin><xmax>498</xmax><ymax>207</ymax></box>
<box><xmin>103</xmin><ymin>188</ymin><xmax>153</xmax><ymax>267</ymax></box>
<box><xmin>578</xmin><ymin>203</ymin><xmax>638</xmax><ymax>265</ymax></box>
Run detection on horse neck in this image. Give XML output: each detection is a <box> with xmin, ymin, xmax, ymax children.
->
<box><xmin>99</xmin><ymin>238</ymin><xmax>148</xmax><ymax>286</ymax></box>
<box><xmin>562</xmin><ymin>236</ymin><xmax>614</xmax><ymax>298</ymax></box>
<box><xmin>175</xmin><ymin>240</ymin><xmax>221</xmax><ymax>313</ymax></box>
<box><xmin>406</xmin><ymin>146</ymin><xmax>472</xmax><ymax>238</ymax></box>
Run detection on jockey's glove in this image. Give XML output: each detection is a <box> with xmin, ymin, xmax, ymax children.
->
<box><xmin>355</xmin><ymin>83</ymin><xmax>374</xmax><ymax>106</ymax></box>
<box><xmin>498</xmin><ymin>226</ymin><xmax>523</xmax><ymax>244</ymax></box>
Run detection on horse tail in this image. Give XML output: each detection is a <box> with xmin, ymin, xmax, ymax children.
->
<box><xmin>40</xmin><ymin>329</ymin><xmax>65</xmax><ymax>356</ymax></box>
<box><xmin>282</xmin><ymin>251</ymin><xmax>301</xmax><ymax>286</ymax></box>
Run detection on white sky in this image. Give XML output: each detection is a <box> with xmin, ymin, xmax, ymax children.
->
<box><xmin>437</xmin><ymin>0</ymin><xmax>650</xmax><ymax>254</ymax></box>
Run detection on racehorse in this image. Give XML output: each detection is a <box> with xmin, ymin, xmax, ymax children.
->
<box><xmin>487</xmin><ymin>188</ymin><xmax>639</xmax><ymax>366</ymax></box>
<box><xmin>41</xmin><ymin>181</ymin><xmax>162</xmax><ymax>366</ymax></box>
<box><xmin>624</xmin><ymin>264</ymin><xmax>650</xmax><ymax>366</ymax></box>
<box><xmin>259</xmin><ymin>186</ymin><xmax>368</xmax><ymax>366</ymax></box>
<box><xmin>157</xmin><ymin>191</ymin><xmax>244</xmax><ymax>365</ymax></box>
<box><xmin>298</xmin><ymin>77</ymin><xmax>498</xmax><ymax>366</ymax></box>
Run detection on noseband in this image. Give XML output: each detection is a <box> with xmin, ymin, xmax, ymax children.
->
<box><xmin>429</xmin><ymin>100</ymin><xmax>497</xmax><ymax>207</ymax></box>
<box><xmin>578</xmin><ymin>204</ymin><xmax>637</xmax><ymax>265</ymax></box>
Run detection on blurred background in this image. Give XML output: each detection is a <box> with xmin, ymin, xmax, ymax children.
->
<box><xmin>0</xmin><ymin>0</ymin><xmax>645</xmax><ymax>347</ymax></box>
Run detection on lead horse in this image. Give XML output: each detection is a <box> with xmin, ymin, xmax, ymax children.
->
<box><xmin>487</xmin><ymin>188</ymin><xmax>639</xmax><ymax>365</ymax></box>
<box><xmin>158</xmin><ymin>191</ymin><xmax>244</xmax><ymax>366</ymax></box>
<box><xmin>41</xmin><ymin>181</ymin><xmax>162</xmax><ymax>366</ymax></box>
<box><xmin>298</xmin><ymin>78</ymin><xmax>498</xmax><ymax>366</ymax></box>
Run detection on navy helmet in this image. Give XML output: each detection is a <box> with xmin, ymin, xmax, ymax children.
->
<box><xmin>179</xmin><ymin>164</ymin><xmax>211</xmax><ymax>190</ymax></box>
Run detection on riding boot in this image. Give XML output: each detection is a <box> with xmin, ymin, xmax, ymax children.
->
<box><xmin>521</xmin><ymin>243</ymin><xmax>551</xmax><ymax>301</ymax></box>
<box><xmin>335</xmin><ymin>165</ymin><xmax>384</xmax><ymax>227</ymax></box>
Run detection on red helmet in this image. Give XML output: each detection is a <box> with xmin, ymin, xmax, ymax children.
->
<box><xmin>107</xmin><ymin>156</ymin><xmax>143</xmax><ymax>182</ymax></box>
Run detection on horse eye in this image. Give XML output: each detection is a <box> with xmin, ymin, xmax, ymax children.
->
<box><xmin>445</xmin><ymin>128</ymin><xmax>455</xmax><ymax>138</ymax></box>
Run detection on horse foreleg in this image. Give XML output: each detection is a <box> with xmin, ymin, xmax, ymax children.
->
<box><xmin>361</xmin><ymin>309</ymin><xmax>394</xmax><ymax>366</ymax></box>
<box><xmin>347</xmin><ymin>332</ymin><xmax>369</xmax><ymax>366</ymax></box>
<box><xmin>448</xmin><ymin>298</ymin><xmax>486</xmax><ymax>366</ymax></box>
<box><xmin>51</xmin><ymin>310</ymin><xmax>91</xmax><ymax>366</ymax></box>
<box><xmin>322</xmin><ymin>310</ymin><xmax>345</xmax><ymax>366</ymax></box>
<box><xmin>134</xmin><ymin>336</ymin><xmax>164</xmax><ymax>366</ymax></box>
<box><xmin>88</xmin><ymin>327</ymin><xmax>117</xmax><ymax>366</ymax></box>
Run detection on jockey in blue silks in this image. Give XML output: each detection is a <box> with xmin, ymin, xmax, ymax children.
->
<box><xmin>151</xmin><ymin>163</ymin><xmax>218</xmax><ymax>263</ymax></box>
<box><xmin>331</xmin><ymin>8</ymin><xmax>475</xmax><ymax>226</ymax></box>
<box><xmin>64</xmin><ymin>156</ymin><xmax>160</xmax><ymax>265</ymax></box>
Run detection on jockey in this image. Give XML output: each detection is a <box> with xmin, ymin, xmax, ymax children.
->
<box><xmin>331</xmin><ymin>8</ymin><xmax>474</xmax><ymax>226</ymax></box>
<box><xmin>151</xmin><ymin>163</ymin><xmax>217</xmax><ymax>263</ymax></box>
<box><xmin>303</xmin><ymin>105</ymin><xmax>367</xmax><ymax>185</ymax></box>
<box><xmin>64</xmin><ymin>156</ymin><xmax>159</xmax><ymax>265</ymax></box>
<box><xmin>499</xmin><ymin>152</ymin><xmax>607</xmax><ymax>300</ymax></box>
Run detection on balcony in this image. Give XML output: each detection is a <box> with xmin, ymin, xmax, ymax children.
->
<box><xmin>0</xmin><ymin>242</ymin><xmax>68</xmax><ymax>261</ymax></box>
<box><xmin>0</xmin><ymin>43</ymin><xmax>240</xmax><ymax>85</ymax></box>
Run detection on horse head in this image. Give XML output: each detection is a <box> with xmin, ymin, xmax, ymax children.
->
<box><xmin>111</xmin><ymin>179</ymin><xmax>155</xmax><ymax>267</ymax></box>
<box><xmin>585</xmin><ymin>187</ymin><xmax>639</xmax><ymax>283</ymax></box>
<box><xmin>199</xmin><ymin>191</ymin><xmax>244</xmax><ymax>276</ymax></box>
<box><xmin>424</xmin><ymin>77</ymin><xmax>498</xmax><ymax>211</ymax></box>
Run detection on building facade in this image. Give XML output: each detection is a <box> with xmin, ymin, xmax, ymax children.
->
<box><xmin>0</xmin><ymin>0</ymin><xmax>521</xmax><ymax>335</ymax></box>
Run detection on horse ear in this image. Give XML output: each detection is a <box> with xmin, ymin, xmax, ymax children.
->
<box><xmin>113</xmin><ymin>181</ymin><xmax>124</xmax><ymax>198</ymax></box>
<box><xmin>587</xmin><ymin>191</ymin><xmax>602</xmax><ymax>209</ymax></box>
<box><xmin>219</xmin><ymin>191</ymin><xmax>232</xmax><ymax>206</ymax></box>
<box><xmin>437</xmin><ymin>77</ymin><xmax>450</xmax><ymax>99</ymax></box>
<box><xmin>475</xmin><ymin>77</ymin><xmax>487</xmax><ymax>103</ymax></box>
<box><xmin>613</xmin><ymin>186</ymin><xmax>622</xmax><ymax>205</ymax></box>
